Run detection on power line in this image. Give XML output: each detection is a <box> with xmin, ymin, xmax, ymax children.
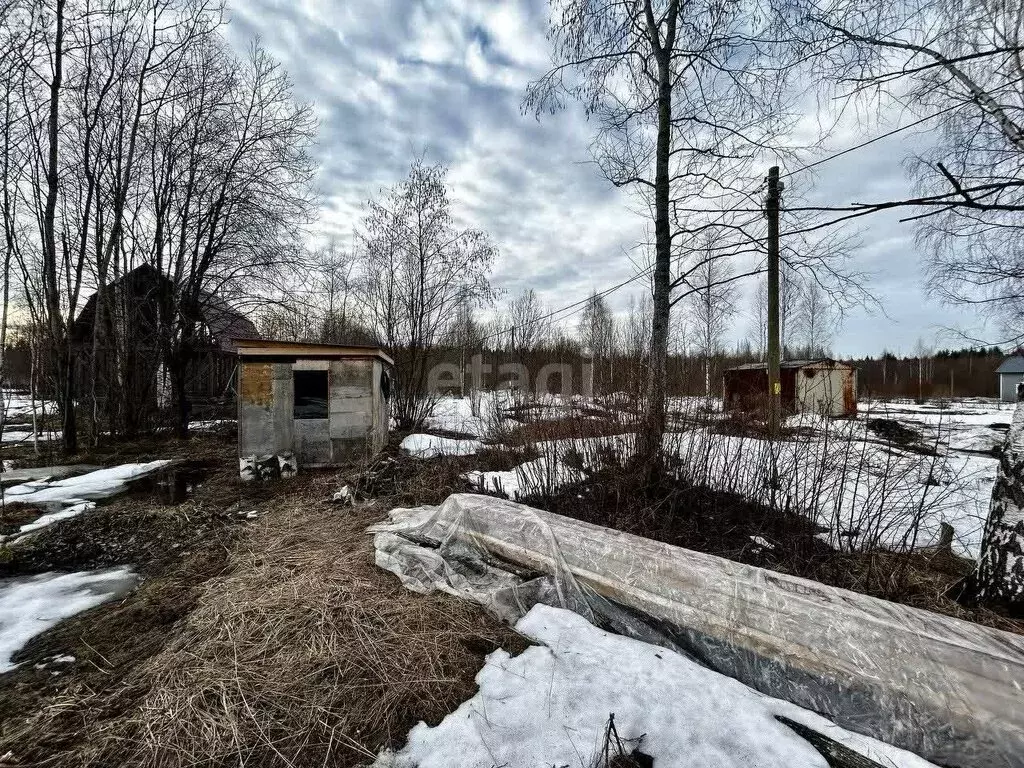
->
<box><xmin>479</xmin><ymin>264</ymin><xmax>654</xmax><ymax>344</ymax></box>
<box><xmin>481</xmin><ymin>102</ymin><xmax>967</xmax><ymax>343</ymax></box>
<box><xmin>483</xmin><ymin>203</ymin><xmax>767</xmax><ymax>344</ymax></box>
<box><xmin>780</xmin><ymin>103</ymin><xmax>962</xmax><ymax>179</ymax></box>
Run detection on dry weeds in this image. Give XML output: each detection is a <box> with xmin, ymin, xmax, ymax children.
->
<box><xmin>20</xmin><ymin>474</ymin><xmax>526</xmax><ymax>768</ymax></box>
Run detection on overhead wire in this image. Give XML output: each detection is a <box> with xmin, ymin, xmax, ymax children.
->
<box><xmin>481</xmin><ymin>99</ymin><xmax>977</xmax><ymax>342</ymax></box>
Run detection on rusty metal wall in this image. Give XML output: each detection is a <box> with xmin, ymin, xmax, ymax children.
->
<box><xmin>723</xmin><ymin>367</ymin><xmax>797</xmax><ymax>413</ymax></box>
<box><xmin>725</xmin><ymin>363</ymin><xmax>857</xmax><ymax>417</ymax></box>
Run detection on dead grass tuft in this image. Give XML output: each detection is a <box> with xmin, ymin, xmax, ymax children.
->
<box><xmin>500</xmin><ymin>414</ymin><xmax>633</xmax><ymax>448</ymax></box>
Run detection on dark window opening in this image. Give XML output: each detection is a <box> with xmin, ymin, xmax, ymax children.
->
<box><xmin>294</xmin><ymin>370</ymin><xmax>329</xmax><ymax>419</ymax></box>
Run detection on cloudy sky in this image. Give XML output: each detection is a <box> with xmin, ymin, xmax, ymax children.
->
<box><xmin>223</xmin><ymin>0</ymin><xmax>992</xmax><ymax>358</ymax></box>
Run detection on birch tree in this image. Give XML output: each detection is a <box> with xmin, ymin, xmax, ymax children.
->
<box><xmin>792</xmin><ymin>280</ymin><xmax>837</xmax><ymax>358</ymax></box>
<box><xmin>360</xmin><ymin>159</ymin><xmax>496</xmax><ymax>428</ymax></box>
<box><xmin>578</xmin><ymin>291</ymin><xmax>616</xmax><ymax>395</ymax></box>
<box><xmin>690</xmin><ymin>256</ymin><xmax>738</xmax><ymax>398</ymax></box>
<box><xmin>797</xmin><ymin>0</ymin><xmax>1024</xmax><ymax>341</ymax></box>
<box><xmin>525</xmin><ymin>0</ymin><xmax>806</xmax><ymax>465</ymax></box>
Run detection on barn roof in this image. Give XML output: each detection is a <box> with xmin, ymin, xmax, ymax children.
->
<box><xmin>996</xmin><ymin>355</ymin><xmax>1024</xmax><ymax>374</ymax></box>
<box><xmin>727</xmin><ymin>358</ymin><xmax>855</xmax><ymax>372</ymax></box>
<box><xmin>73</xmin><ymin>264</ymin><xmax>257</xmax><ymax>351</ymax></box>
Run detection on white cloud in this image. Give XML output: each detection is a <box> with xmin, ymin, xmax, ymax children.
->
<box><xmin>223</xmin><ymin>0</ymin><xmax>989</xmax><ymax>357</ymax></box>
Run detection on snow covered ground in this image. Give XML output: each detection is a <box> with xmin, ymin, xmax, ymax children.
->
<box><xmin>414</xmin><ymin>395</ymin><xmax>1007</xmax><ymax>559</ymax></box>
<box><xmin>0</xmin><ymin>568</ymin><xmax>138</xmax><ymax>673</ymax></box>
<box><xmin>376</xmin><ymin>603</ymin><xmax>935</xmax><ymax>768</ymax></box>
<box><xmin>0</xmin><ymin>390</ymin><xmax>54</xmax><ymax>423</ymax></box>
<box><xmin>400</xmin><ymin>434</ymin><xmax>482</xmax><ymax>459</ymax></box>
<box><xmin>422</xmin><ymin>396</ymin><xmax>490</xmax><ymax>437</ymax></box>
<box><xmin>859</xmin><ymin>398</ymin><xmax>1014</xmax><ymax>455</ymax></box>
<box><xmin>1</xmin><ymin>461</ymin><xmax>170</xmax><ymax>540</ymax></box>
<box><xmin>0</xmin><ymin>428</ymin><xmax>61</xmax><ymax>444</ymax></box>
<box><xmin>3</xmin><ymin>461</ymin><xmax>170</xmax><ymax>507</ymax></box>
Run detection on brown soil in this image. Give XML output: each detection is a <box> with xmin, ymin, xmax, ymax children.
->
<box><xmin>0</xmin><ymin>502</ymin><xmax>46</xmax><ymax>536</ymax></box>
<box><xmin>0</xmin><ymin>434</ymin><xmax>527</xmax><ymax>768</ymax></box>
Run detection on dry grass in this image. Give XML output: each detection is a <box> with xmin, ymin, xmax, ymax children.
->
<box><xmin>499</xmin><ymin>414</ymin><xmax>633</xmax><ymax>448</ymax></box>
<box><xmin>43</xmin><ymin>474</ymin><xmax>525</xmax><ymax>768</ymax></box>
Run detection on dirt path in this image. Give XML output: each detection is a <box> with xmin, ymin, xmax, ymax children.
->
<box><xmin>0</xmin><ymin>443</ymin><xmax>525</xmax><ymax>767</ymax></box>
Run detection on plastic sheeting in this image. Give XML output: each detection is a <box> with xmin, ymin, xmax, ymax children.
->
<box><xmin>370</xmin><ymin>493</ymin><xmax>1024</xmax><ymax>768</ymax></box>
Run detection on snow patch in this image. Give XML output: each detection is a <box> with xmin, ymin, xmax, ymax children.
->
<box><xmin>3</xmin><ymin>460</ymin><xmax>170</xmax><ymax>506</ymax></box>
<box><xmin>15</xmin><ymin>501</ymin><xmax>96</xmax><ymax>535</ymax></box>
<box><xmin>400</xmin><ymin>434</ymin><xmax>482</xmax><ymax>459</ymax></box>
<box><xmin>377</xmin><ymin>604</ymin><xmax>935</xmax><ymax>768</ymax></box>
<box><xmin>0</xmin><ymin>568</ymin><xmax>138</xmax><ymax>673</ymax></box>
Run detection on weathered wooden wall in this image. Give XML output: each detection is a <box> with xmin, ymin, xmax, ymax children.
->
<box><xmin>238</xmin><ymin>356</ymin><xmax>387</xmax><ymax>466</ymax></box>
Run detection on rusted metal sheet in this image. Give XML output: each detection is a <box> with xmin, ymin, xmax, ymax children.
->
<box><xmin>842</xmin><ymin>369</ymin><xmax>857</xmax><ymax>416</ymax></box>
<box><xmin>723</xmin><ymin>366</ymin><xmax>797</xmax><ymax>413</ymax></box>
<box><xmin>240</xmin><ymin>361</ymin><xmax>273</xmax><ymax>406</ymax></box>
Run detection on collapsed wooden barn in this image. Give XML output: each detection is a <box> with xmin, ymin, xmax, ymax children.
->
<box><xmin>71</xmin><ymin>264</ymin><xmax>257</xmax><ymax>429</ymax></box>
<box><xmin>723</xmin><ymin>359</ymin><xmax>858</xmax><ymax>417</ymax></box>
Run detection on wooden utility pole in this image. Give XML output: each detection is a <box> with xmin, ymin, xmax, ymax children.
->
<box><xmin>766</xmin><ymin>166</ymin><xmax>782</xmax><ymax>433</ymax></box>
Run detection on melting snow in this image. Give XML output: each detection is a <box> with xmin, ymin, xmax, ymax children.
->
<box><xmin>377</xmin><ymin>604</ymin><xmax>935</xmax><ymax>768</ymax></box>
<box><xmin>2</xmin><ymin>461</ymin><xmax>170</xmax><ymax>506</ymax></box>
<box><xmin>400</xmin><ymin>434</ymin><xmax>482</xmax><ymax>459</ymax></box>
<box><xmin>0</xmin><ymin>568</ymin><xmax>138</xmax><ymax>673</ymax></box>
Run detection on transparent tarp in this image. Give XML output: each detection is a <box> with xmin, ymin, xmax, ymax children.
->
<box><xmin>370</xmin><ymin>493</ymin><xmax>1024</xmax><ymax>768</ymax></box>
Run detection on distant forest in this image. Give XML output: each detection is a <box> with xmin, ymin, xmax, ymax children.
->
<box><xmin>1</xmin><ymin>321</ymin><xmax>1009</xmax><ymax>405</ymax></box>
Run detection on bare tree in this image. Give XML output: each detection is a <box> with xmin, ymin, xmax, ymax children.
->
<box><xmin>749</xmin><ymin>277</ymin><xmax>769</xmax><ymax>360</ymax></box>
<box><xmin>689</xmin><ymin>252</ymin><xmax>738</xmax><ymax>398</ymax></box>
<box><xmin>0</xmin><ymin>0</ymin><xmax>313</xmax><ymax>444</ymax></box>
<box><xmin>578</xmin><ymin>291</ymin><xmax>616</xmax><ymax>395</ymax></box>
<box><xmin>791</xmin><ymin>279</ymin><xmax>837</xmax><ymax>358</ymax></box>
<box><xmin>148</xmin><ymin>38</ymin><xmax>316</xmax><ymax>435</ymax></box>
<box><xmin>913</xmin><ymin>336</ymin><xmax>934</xmax><ymax>402</ymax></box>
<box><xmin>525</xmin><ymin>0</ymin><xmax>808</xmax><ymax>465</ymax></box>
<box><xmin>314</xmin><ymin>242</ymin><xmax>367</xmax><ymax>344</ymax></box>
<box><xmin>508</xmin><ymin>289</ymin><xmax>551</xmax><ymax>356</ymax></box>
<box><xmin>359</xmin><ymin>158</ymin><xmax>496</xmax><ymax>428</ymax></box>
<box><xmin>622</xmin><ymin>292</ymin><xmax>653</xmax><ymax>397</ymax></box>
<box><xmin>795</xmin><ymin>0</ymin><xmax>1024</xmax><ymax>341</ymax></box>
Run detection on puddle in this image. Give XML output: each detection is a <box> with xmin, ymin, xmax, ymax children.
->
<box><xmin>123</xmin><ymin>460</ymin><xmax>214</xmax><ymax>504</ymax></box>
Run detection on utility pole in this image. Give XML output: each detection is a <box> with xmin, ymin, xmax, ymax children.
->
<box><xmin>766</xmin><ymin>166</ymin><xmax>782</xmax><ymax>433</ymax></box>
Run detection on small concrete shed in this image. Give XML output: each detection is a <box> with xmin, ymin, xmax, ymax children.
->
<box><xmin>724</xmin><ymin>359</ymin><xmax>857</xmax><ymax>417</ymax></box>
<box><xmin>236</xmin><ymin>340</ymin><xmax>393</xmax><ymax>467</ymax></box>
<box><xmin>996</xmin><ymin>355</ymin><xmax>1024</xmax><ymax>402</ymax></box>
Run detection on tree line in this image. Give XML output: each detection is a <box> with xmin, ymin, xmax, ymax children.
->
<box><xmin>3</xmin><ymin>0</ymin><xmax>1023</xmax><ymax>459</ymax></box>
<box><xmin>0</xmin><ymin>0</ymin><xmax>314</xmax><ymax>451</ymax></box>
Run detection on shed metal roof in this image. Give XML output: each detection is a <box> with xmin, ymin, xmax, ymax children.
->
<box><xmin>996</xmin><ymin>355</ymin><xmax>1024</xmax><ymax>374</ymax></box>
<box><xmin>727</xmin><ymin>358</ymin><xmax>855</xmax><ymax>372</ymax></box>
<box><xmin>233</xmin><ymin>338</ymin><xmax>394</xmax><ymax>365</ymax></box>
